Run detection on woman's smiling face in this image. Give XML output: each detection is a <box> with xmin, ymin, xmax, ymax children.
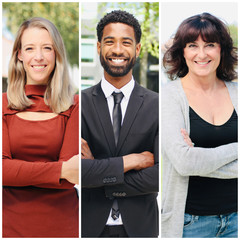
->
<box><xmin>18</xmin><ymin>27</ymin><xmax>56</xmax><ymax>85</ymax></box>
<box><xmin>183</xmin><ymin>36</ymin><xmax>221</xmax><ymax>78</ymax></box>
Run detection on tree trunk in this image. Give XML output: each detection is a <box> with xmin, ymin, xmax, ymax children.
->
<box><xmin>139</xmin><ymin>2</ymin><xmax>150</xmax><ymax>88</ymax></box>
<box><xmin>139</xmin><ymin>51</ymin><xmax>148</xmax><ymax>88</ymax></box>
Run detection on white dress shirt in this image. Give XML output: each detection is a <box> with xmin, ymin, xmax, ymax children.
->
<box><xmin>101</xmin><ymin>76</ymin><xmax>135</xmax><ymax>125</ymax></box>
<box><xmin>101</xmin><ymin>76</ymin><xmax>135</xmax><ymax>225</ymax></box>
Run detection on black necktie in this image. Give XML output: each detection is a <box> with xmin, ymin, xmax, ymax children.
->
<box><xmin>111</xmin><ymin>199</ymin><xmax>119</xmax><ymax>220</ymax></box>
<box><xmin>111</xmin><ymin>92</ymin><xmax>124</xmax><ymax>220</ymax></box>
<box><xmin>112</xmin><ymin>92</ymin><xmax>124</xmax><ymax>146</ymax></box>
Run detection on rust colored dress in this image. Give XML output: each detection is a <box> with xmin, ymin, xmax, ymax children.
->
<box><xmin>2</xmin><ymin>85</ymin><xmax>79</xmax><ymax>237</ymax></box>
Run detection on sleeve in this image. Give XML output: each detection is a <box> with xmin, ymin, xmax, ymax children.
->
<box><xmin>82</xmin><ymin>150</ymin><xmax>158</xmax><ymax>197</ymax></box>
<box><xmin>104</xmin><ymin>131</ymin><xmax>159</xmax><ymax>198</ymax></box>
<box><xmin>80</xmin><ymin>105</ymin><xmax>124</xmax><ymax>189</ymax></box>
<box><xmin>3</xmin><ymin>95</ymin><xmax>79</xmax><ymax>189</ymax></box>
<box><xmin>81</xmin><ymin>128</ymin><xmax>158</xmax><ymax>195</ymax></box>
<box><xmin>161</xmin><ymin>86</ymin><xmax>238</xmax><ymax>177</ymax></box>
<box><xmin>200</xmin><ymin>160</ymin><xmax>237</xmax><ymax>179</ymax></box>
<box><xmin>81</xmin><ymin>157</ymin><xmax>124</xmax><ymax>188</ymax></box>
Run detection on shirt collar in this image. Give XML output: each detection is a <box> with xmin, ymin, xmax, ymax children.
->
<box><xmin>101</xmin><ymin>76</ymin><xmax>135</xmax><ymax>100</ymax></box>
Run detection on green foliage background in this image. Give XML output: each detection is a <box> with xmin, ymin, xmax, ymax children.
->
<box><xmin>98</xmin><ymin>2</ymin><xmax>159</xmax><ymax>59</ymax></box>
<box><xmin>229</xmin><ymin>24</ymin><xmax>238</xmax><ymax>48</ymax></box>
<box><xmin>3</xmin><ymin>2</ymin><xmax>79</xmax><ymax>67</ymax></box>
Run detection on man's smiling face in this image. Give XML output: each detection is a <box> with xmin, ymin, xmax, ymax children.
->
<box><xmin>97</xmin><ymin>22</ymin><xmax>141</xmax><ymax>78</ymax></box>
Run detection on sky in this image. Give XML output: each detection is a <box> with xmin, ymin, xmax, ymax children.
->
<box><xmin>161</xmin><ymin>2</ymin><xmax>238</xmax><ymax>44</ymax></box>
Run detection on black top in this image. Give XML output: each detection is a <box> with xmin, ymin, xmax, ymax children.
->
<box><xmin>185</xmin><ymin>107</ymin><xmax>238</xmax><ymax>215</ymax></box>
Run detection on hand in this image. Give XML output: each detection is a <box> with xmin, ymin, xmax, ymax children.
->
<box><xmin>81</xmin><ymin>138</ymin><xmax>94</xmax><ymax>159</ymax></box>
<box><xmin>61</xmin><ymin>155</ymin><xmax>79</xmax><ymax>184</ymax></box>
<box><xmin>123</xmin><ymin>151</ymin><xmax>154</xmax><ymax>172</ymax></box>
<box><xmin>181</xmin><ymin>128</ymin><xmax>194</xmax><ymax>147</ymax></box>
<box><xmin>135</xmin><ymin>151</ymin><xmax>155</xmax><ymax>170</ymax></box>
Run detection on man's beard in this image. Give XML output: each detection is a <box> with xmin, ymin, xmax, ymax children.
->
<box><xmin>100</xmin><ymin>52</ymin><xmax>136</xmax><ymax>77</ymax></box>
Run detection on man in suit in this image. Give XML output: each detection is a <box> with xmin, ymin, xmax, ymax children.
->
<box><xmin>81</xmin><ymin>10</ymin><xmax>159</xmax><ymax>237</ymax></box>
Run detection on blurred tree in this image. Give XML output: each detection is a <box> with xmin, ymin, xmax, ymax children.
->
<box><xmin>98</xmin><ymin>2</ymin><xmax>159</xmax><ymax>88</ymax></box>
<box><xmin>3</xmin><ymin>2</ymin><xmax>79</xmax><ymax>67</ymax></box>
<box><xmin>229</xmin><ymin>24</ymin><xmax>238</xmax><ymax>48</ymax></box>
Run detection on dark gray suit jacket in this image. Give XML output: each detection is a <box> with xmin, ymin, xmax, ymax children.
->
<box><xmin>81</xmin><ymin>81</ymin><xmax>159</xmax><ymax>237</ymax></box>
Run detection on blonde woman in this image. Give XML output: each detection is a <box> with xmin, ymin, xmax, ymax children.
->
<box><xmin>3</xmin><ymin>17</ymin><xmax>79</xmax><ymax>237</ymax></box>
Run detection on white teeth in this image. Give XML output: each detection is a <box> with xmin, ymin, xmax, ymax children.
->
<box><xmin>112</xmin><ymin>59</ymin><xmax>124</xmax><ymax>63</ymax></box>
<box><xmin>196</xmin><ymin>61</ymin><xmax>209</xmax><ymax>65</ymax></box>
<box><xmin>33</xmin><ymin>66</ymin><xmax>45</xmax><ymax>69</ymax></box>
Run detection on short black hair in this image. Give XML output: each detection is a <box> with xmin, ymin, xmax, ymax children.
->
<box><xmin>97</xmin><ymin>10</ymin><xmax>142</xmax><ymax>43</ymax></box>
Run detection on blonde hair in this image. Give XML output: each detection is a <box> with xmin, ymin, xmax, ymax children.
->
<box><xmin>7</xmin><ymin>17</ymin><xmax>75</xmax><ymax>113</ymax></box>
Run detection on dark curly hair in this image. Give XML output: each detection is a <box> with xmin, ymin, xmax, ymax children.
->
<box><xmin>163</xmin><ymin>12</ymin><xmax>238</xmax><ymax>81</ymax></box>
<box><xmin>97</xmin><ymin>10</ymin><xmax>142</xmax><ymax>43</ymax></box>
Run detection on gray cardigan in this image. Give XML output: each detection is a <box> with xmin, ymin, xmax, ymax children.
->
<box><xmin>161</xmin><ymin>79</ymin><xmax>238</xmax><ymax>238</ymax></box>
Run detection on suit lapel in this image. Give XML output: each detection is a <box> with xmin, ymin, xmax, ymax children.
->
<box><xmin>92</xmin><ymin>83</ymin><xmax>116</xmax><ymax>156</ymax></box>
<box><xmin>116</xmin><ymin>82</ymin><xmax>144</xmax><ymax>155</ymax></box>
